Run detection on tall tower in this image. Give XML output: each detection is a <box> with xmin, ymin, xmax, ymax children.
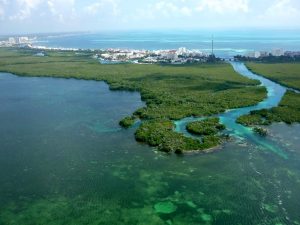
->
<box><xmin>212</xmin><ymin>35</ymin><xmax>214</xmax><ymax>56</ymax></box>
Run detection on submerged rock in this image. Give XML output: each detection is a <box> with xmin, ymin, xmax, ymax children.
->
<box><xmin>222</xmin><ymin>209</ymin><xmax>232</xmax><ymax>215</ymax></box>
<box><xmin>166</xmin><ymin>219</ymin><xmax>173</xmax><ymax>225</ymax></box>
<box><xmin>262</xmin><ymin>203</ymin><xmax>278</xmax><ymax>213</ymax></box>
<box><xmin>201</xmin><ymin>213</ymin><xmax>212</xmax><ymax>222</ymax></box>
<box><xmin>186</xmin><ymin>201</ymin><xmax>197</xmax><ymax>208</ymax></box>
<box><xmin>154</xmin><ymin>201</ymin><xmax>177</xmax><ymax>214</ymax></box>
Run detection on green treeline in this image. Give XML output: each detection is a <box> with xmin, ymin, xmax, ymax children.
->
<box><xmin>119</xmin><ymin>116</ymin><xmax>137</xmax><ymax>128</ymax></box>
<box><xmin>135</xmin><ymin>119</ymin><xmax>222</xmax><ymax>153</ymax></box>
<box><xmin>237</xmin><ymin>91</ymin><xmax>300</xmax><ymax>126</ymax></box>
<box><xmin>246</xmin><ymin>62</ymin><xmax>300</xmax><ymax>91</ymax></box>
<box><xmin>235</xmin><ymin>55</ymin><xmax>300</xmax><ymax>64</ymax></box>
<box><xmin>236</xmin><ymin>62</ymin><xmax>300</xmax><ymax>127</ymax></box>
<box><xmin>186</xmin><ymin>118</ymin><xmax>225</xmax><ymax>135</ymax></box>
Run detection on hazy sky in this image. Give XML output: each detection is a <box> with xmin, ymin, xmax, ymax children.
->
<box><xmin>0</xmin><ymin>0</ymin><xmax>300</xmax><ymax>34</ymax></box>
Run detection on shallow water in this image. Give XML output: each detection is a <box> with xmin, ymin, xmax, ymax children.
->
<box><xmin>0</xmin><ymin>72</ymin><xmax>300</xmax><ymax>225</ymax></box>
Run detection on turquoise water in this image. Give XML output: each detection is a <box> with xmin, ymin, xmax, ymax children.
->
<box><xmin>175</xmin><ymin>62</ymin><xmax>289</xmax><ymax>159</ymax></box>
<box><xmin>32</xmin><ymin>30</ymin><xmax>300</xmax><ymax>58</ymax></box>
<box><xmin>0</xmin><ymin>71</ymin><xmax>300</xmax><ymax>224</ymax></box>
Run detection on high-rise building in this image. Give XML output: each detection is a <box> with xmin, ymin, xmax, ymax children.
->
<box><xmin>272</xmin><ymin>49</ymin><xmax>284</xmax><ymax>57</ymax></box>
<box><xmin>18</xmin><ymin>37</ymin><xmax>29</xmax><ymax>44</ymax></box>
<box><xmin>8</xmin><ymin>37</ymin><xmax>16</xmax><ymax>44</ymax></box>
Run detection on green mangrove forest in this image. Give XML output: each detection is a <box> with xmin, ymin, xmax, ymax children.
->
<box><xmin>237</xmin><ymin>90</ymin><xmax>300</xmax><ymax>126</ymax></box>
<box><xmin>1</xmin><ymin>48</ymin><xmax>299</xmax><ymax>152</ymax></box>
<box><xmin>236</xmin><ymin>63</ymin><xmax>300</xmax><ymax>127</ymax></box>
<box><xmin>186</xmin><ymin>118</ymin><xmax>225</xmax><ymax>136</ymax></box>
<box><xmin>246</xmin><ymin>62</ymin><xmax>300</xmax><ymax>91</ymax></box>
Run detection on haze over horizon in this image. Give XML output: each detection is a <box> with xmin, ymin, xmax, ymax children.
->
<box><xmin>0</xmin><ymin>0</ymin><xmax>300</xmax><ymax>35</ymax></box>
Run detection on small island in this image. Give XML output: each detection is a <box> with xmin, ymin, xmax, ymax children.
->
<box><xmin>186</xmin><ymin>118</ymin><xmax>225</xmax><ymax>135</ymax></box>
<box><xmin>134</xmin><ymin>119</ymin><xmax>223</xmax><ymax>154</ymax></box>
<box><xmin>253</xmin><ymin>127</ymin><xmax>268</xmax><ymax>136</ymax></box>
<box><xmin>119</xmin><ymin>116</ymin><xmax>137</xmax><ymax>128</ymax></box>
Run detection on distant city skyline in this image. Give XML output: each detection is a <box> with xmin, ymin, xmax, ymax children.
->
<box><xmin>0</xmin><ymin>0</ymin><xmax>300</xmax><ymax>35</ymax></box>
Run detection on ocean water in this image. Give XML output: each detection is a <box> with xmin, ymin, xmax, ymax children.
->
<box><xmin>0</xmin><ymin>71</ymin><xmax>300</xmax><ymax>225</ymax></box>
<box><xmin>32</xmin><ymin>30</ymin><xmax>300</xmax><ymax>58</ymax></box>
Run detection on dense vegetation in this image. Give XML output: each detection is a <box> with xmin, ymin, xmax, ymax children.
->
<box><xmin>246</xmin><ymin>62</ymin><xmax>300</xmax><ymax>90</ymax></box>
<box><xmin>253</xmin><ymin>127</ymin><xmax>268</xmax><ymax>136</ymax></box>
<box><xmin>186</xmin><ymin>118</ymin><xmax>225</xmax><ymax>135</ymax></box>
<box><xmin>0</xmin><ymin>47</ymin><xmax>267</xmax><ymax>152</ymax></box>
<box><xmin>236</xmin><ymin>63</ymin><xmax>300</xmax><ymax>127</ymax></box>
<box><xmin>119</xmin><ymin>116</ymin><xmax>137</xmax><ymax>128</ymax></box>
<box><xmin>135</xmin><ymin>119</ymin><xmax>222</xmax><ymax>153</ymax></box>
<box><xmin>237</xmin><ymin>91</ymin><xmax>300</xmax><ymax>126</ymax></box>
<box><xmin>235</xmin><ymin>55</ymin><xmax>300</xmax><ymax>63</ymax></box>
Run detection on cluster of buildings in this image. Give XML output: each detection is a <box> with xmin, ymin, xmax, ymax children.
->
<box><xmin>98</xmin><ymin>47</ymin><xmax>210</xmax><ymax>64</ymax></box>
<box><xmin>0</xmin><ymin>36</ymin><xmax>34</xmax><ymax>47</ymax></box>
<box><xmin>246</xmin><ymin>49</ymin><xmax>300</xmax><ymax>58</ymax></box>
<box><xmin>32</xmin><ymin>45</ymin><xmax>79</xmax><ymax>51</ymax></box>
<box><xmin>284</xmin><ymin>51</ymin><xmax>300</xmax><ymax>57</ymax></box>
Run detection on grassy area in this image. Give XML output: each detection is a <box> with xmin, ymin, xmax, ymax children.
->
<box><xmin>246</xmin><ymin>62</ymin><xmax>300</xmax><ymax>90</ymax></box>
<box><xmin>237</xmin><ymin>91</ymin><xmax>300</xmax><ymax>125</ymax></box>
<box><xmin>0</xmin><ymin>47</ymin><xmax>267</xmax><ymax>152</ymax></box>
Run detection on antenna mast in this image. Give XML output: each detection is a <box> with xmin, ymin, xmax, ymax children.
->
<box><xmin>212</xmin><ymin>35</ymin><xmax>214</xmax><ymax>55</ymax></box>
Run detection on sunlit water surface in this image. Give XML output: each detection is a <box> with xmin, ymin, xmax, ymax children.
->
<box><xmin>28</xmin><ymin>30</ymin><xmax>300</xmax><ymax>58</ymax></box>
<box><xmin>0</xmin><ymin>71</ymin><xmax>300</xmax><ymax>225</ymax></box>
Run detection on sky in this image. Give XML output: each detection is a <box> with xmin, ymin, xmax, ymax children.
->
<box><xmin>0</xmin><ymin>0</ymin><xmax>300</xmax><ymax>34</ymax></box>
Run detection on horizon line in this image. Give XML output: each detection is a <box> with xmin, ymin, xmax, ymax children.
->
<box><xmin>1</xmin><ymin>27</ymin><xmax>300</xmax><ymax>37</ymax></box>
